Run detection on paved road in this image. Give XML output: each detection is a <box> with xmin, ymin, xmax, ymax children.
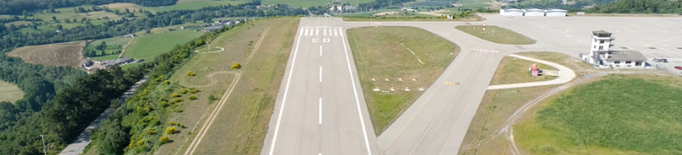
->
<box><xmin>345</xmin><ymin>21</ymin><xmax>522</xmax><ymax>155</ymax></box>
<box><xmin>487</xmin><ymin>54</ymin><xmax>577</xmax><ymax>90</ymax></box>
<box><xmin>261</xmin><ymin>18</ymin><xmax>380</xmax><ymax>155</ymax></box>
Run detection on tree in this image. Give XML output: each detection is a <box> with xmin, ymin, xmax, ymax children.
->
<box><xmin>97</xmin><ymin>41</ymin><xmax>107</xmax><ymax>50</ymax></box>
<box><xmin>51</xmin><ymin>16</ymin><xmax>57</xmax><ymax>21</ymax></box>
<box><xmin>100</xmin><ymin>51</ymin><xmax>105</xmax><ymax>56</ymax></box>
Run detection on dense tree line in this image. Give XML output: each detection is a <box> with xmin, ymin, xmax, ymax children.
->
<box><xmin>586</xmin><ymin>0</ymin><xmax>682</xmax><ymax>14</ymax></box>
<box><xmin>0</xmin><ymin>3</ymin><xmax>308</xmax><ymax>49</ymax></box>
<box><xmin>0</xmin><ymin>0</ymin><xmax>177</xmax><ymax>14</ymax></box>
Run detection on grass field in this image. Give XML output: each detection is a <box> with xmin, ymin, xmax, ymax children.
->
<box><xmin>84</xmin><ymin>37</ymin><xmax>133</xmax><ymax>60</ymax></box>
<box><xmin>123</xmin><ymin>30</ymin><xmax>203</xmax><ymax>61</ymax></box>
<box><xmin>515</xmin><ymin>74</ymin><xmax>682</xmax><ymax>155</ymax></box>
<box><xmin>6</xmin><ymin>41</ymin><xmax>85</xmax><ymax>68</ymax></box>
<box><xmin>104</xmin><ymin>0</ymin><xmax>250</xmax><ymax>13</ymax></box>
<box><xmin>0</xmin><ymin>80</ymin><xmax>24</xmax><ymax>104</ymax></box>
<box><xmin>4</xmin><ymin>21</ymin><xmax>32</xmax><ymax>26</ymax></box>
<box><xmin>491</xmin><ymin>56</ymin><xmax>557</xmax><ymax>85</ymax></box>
<box><xmin>18</xmin><ymin>26</ymin><xmax>57</xmax><ymax>34</ymax></box>
<box><xmin>347</xmin><ymin>26</ymin><xmax>459</xmax><ymax>135</ymax></box>
<box><xmin>32</xmin><ymin>10</ymin><xmax>119</xmax><ymax>28</ymax></box>
<box><xmin>456</xmin><ymin>25</ymin><xmax>536</xmax><ymax>45</ymax></box>
<box><xmin>152</xmin><ymin>17</ymin><xmax>298</xmax><ymax>155</ymax></box>
<box><xmin>458</xmin><ymin>52</ymin><xmax>593</xmax><ymax>155</ymax></box>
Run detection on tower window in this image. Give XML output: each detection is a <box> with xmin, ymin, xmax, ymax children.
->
<box><xmin>600</xmin><ymin>40</ymin><xmax>604</xmax><ymax>43</ymax></box>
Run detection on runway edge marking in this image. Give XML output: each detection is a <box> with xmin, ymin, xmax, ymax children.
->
<box><xmin>340</xmin><ymin>27</ymin><xmax>373</xmax><ymax>155</ymax></box>
<box><xmin>267</xmin><ymin>27</ymin><xmax>304</xmax><ymax>155</ymax></box>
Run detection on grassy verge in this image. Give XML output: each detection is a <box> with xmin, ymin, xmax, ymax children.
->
<box><xmin>458</xmin><ymin>52</ymin><xmax>592</xmax><ymax>155</ymax></box>
<box><xmin>456</xmin><ymin>25</ymin><xmax>536</xmax><ymax>45</ymax></box>
<box><xmin>347</xmin><ymin>26</ymin><xmax>459</xmax><ymax>135</ymax></box>
<box><xmin>123</xmin><ymin>30</ymin><xmax>203</xmax><ymax>61</ymax></box>
<box><xmin>155</xmin><ymin>17</ymin><xmax>298</xmax><ymax>155</ymax></box>
<box><xmin>0</xmin><ymin>80</ymin><xmax>24</xmax><ymax>104</ymax></box>
<box><xmin>491</xmin><ymin>56</ymin><xmax>557</xmax><ymax>85</ymax></box>
<box><xmin>515</xmin><ymin>74</ymin><xmax>682</xmax><ymax>155</ymax></box>
<box><xmin>6</xmin><ymin>41</ymin><xmax>85</xmax><ymax>68</ymax></box>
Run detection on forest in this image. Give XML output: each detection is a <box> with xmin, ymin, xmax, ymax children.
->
<box><xmin>586</xmin><ymin>0</ymin><xmax>682</xmax><ymax>14</ymax></box>
<box><xmin>0</xmin><ymin>0</ymin><xmax>177</xmax><ymax>14</ymax></box>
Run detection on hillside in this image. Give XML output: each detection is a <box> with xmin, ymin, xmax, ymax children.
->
<box><xmin>587</xmin><ymin>0</ymin><xmax>682</xmax><ymax>14</ymax></box>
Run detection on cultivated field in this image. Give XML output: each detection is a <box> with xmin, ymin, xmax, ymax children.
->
<box><xmin>262</xmin><ymin>0</ymin><xmax>373</xmax><ymax>8</ymax></box>
<box><xmin>347</xmin><ymin>26</ymin><xmax>459</xmax><ymax>135</ymax></box>
<box><xmin>104</xmin><ymin>0</ymin><xmax>249</xmax><ymax>13</ymax></box>
<box><xmin>0</xmin><ymin>80</ymin><xmax>24</xmax><ymax>104</ymax></box>
<box><xmin>32</xmin><ymin>9</ymin><xmax>120</xmax><ymax>29</ymax></box>
<box><xmin>84</xmin><ymin>37</ymin><xmax>133</xmax><ymax>60</ymax></box>
<box><xmin>515</xmin><ymin>74</ymin><xmax>682</xmax><ymax>155</ymax></box>
<box><xmin>458</xmin><ymin>52</ymin><xmax>593</xmax><ymax>155</ymax></box>
<box><xmin>154</xmin><ymin>17</ymin><xmax>299</xmax><ymax>155</ymax></box>
<box><xmin>456</xmin><ymin>25</ymin><xmax>537</xmax><ymax>45</ymax></box>
<box><xmin>6</xmin><ymin>41</ymin><xmax>85</xmax><ymax>68</ymax></box>
<box><xmin>123</xmin><ymin>30</ymin><xmax>203</xmax><ymax>61</ymax></box>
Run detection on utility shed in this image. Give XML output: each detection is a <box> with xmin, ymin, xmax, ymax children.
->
<box><xmin>545</xmin><ymin>9</ymin><xmax>567</xmax><ymax>17</ymax></box>
<box><xmin>603</xmin><ymin>50</ymin><xmax>648</xmax><ymax>68</ymax></box>
<box><xmin>500</xmin><ymin>8</ymin><xmax>523</xmax><ymax>17</ymax></box>
<box><xmin>523</xmin><ymin>8</ymin><xmax>545</xmax><ymax>16</ymax></box>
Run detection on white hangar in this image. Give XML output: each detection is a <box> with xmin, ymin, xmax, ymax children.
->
<box><xmin>523</xmin><ymin>8</ymin><xmax>545</xmax><ymax>16</ymax></box>
<box><xmin>499</xmin><ymin>8</ymin><xmax>566</xmax><ymax>17</ymax></box>
<box><xmin>545</xmin><ymin>9</ymin><xmax>567</xmax><ymax>17</ymax></box>
<box><xmin>500</xmin><ymin>8</ymin><xmax>524</xmax><ymax>17</ymax></box>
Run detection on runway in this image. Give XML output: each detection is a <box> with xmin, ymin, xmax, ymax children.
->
<box><xmin>261</xmin><ymin>18</ymin><xmax>380</xmax><ymax>155</ymax></box>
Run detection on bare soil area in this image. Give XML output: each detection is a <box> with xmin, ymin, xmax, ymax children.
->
<box><xmin>7</xmin><ymin>41</ymin><xmax>85</xmax><ymax>68</ymax></box>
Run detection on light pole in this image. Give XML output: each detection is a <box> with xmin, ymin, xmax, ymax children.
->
<box><xmin>40</xmin><ymin>134</ymin><xmax>47</xmax><ymax>155</ymax></box>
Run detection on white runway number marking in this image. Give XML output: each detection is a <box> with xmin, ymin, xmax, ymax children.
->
<box><xmin>312</xmin><ymin>38</ymin><xmax>320</xmax><ymax>42</ymax></box>
<box><xmin>323</xmin><ymin>38</ymin><xmax>330</xmax><ymax>42</ymax></box>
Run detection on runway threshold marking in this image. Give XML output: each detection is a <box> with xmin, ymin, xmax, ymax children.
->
<box><xmin>267</xmin><ymin>27</ymin><xmax>304</xmax><ymax>155</ymax></box>
<box><xmin>340</xmin><ymin>27</ymin><xmax>373</xmax><ymax>155</ymax></box>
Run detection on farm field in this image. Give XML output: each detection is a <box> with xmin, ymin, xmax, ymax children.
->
<box><xmin>6</xmin><ymin>41</ymin><xmax>85</xmax><ymax>68</ymax></box>
<box><xmin>458</xmin><ymin>52</ymin><xmax>594</xmax><ymax>155</ymax></box>
<box><xmin>18</xmin><ymin>26</ymin><xmax>57</xmax><ymax>34</ymax></box>
<box><xmin>123</xmin><ymin>30</ymin><xmax>203</xmax><ymax>61</ymax></box>
<box><xmin>150</xmin><ymin>17</ymin><xmax>298</xmax><ymax>155</ymax></box>
<box><xmin>456</xmin><ymin>25</ymin><xmax>536</xmax><ymax>45</ymax></box>
<box><xmin>347</xmin><ymin>26</ymin><xmax>459</xmax><ymax>135</ymax></box>
<box><xmin>104</xmin><ymin>0</ymin><xmax>249</xmax><ymax>13</ymax></box>
<box><xmin>84</xmin><ymin>37</ymin><xmax>133</xmax><ymax>60</ymax></box>
<box><xmin>515</xmin><ymin>74</ymin><xmax>682</xmax><ymax>155</ymax></box>
<box><xmin>0</xmin><ymin>80</ymin><xmax>24</xmax><ymax>104</ymax></box>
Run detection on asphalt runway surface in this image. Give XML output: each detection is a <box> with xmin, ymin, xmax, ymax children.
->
<box><xmin>261</xmin><ymin>18</ymin><xmax>380</xmax><ymax>155</ymax></box>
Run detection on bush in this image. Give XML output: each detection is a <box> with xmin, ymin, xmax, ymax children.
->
<box><xmin>180</xmin><ymin>88</ymin><xmax>187</xmax><ymax>94</ymax></box>
<box><xmin>163</xmin><ymin>80</ymin><xmax>170</xmax><ymax>84</ymax></box>
<box><xmin>173</xmin><ymin>98</ymin><xmax>182</xmax><ymax>103</ymax></box>
<box><xmin>208</xmin><ymin>94</ymin><xmax>217</xmax><ymax>104</ymax></box>
<box><xmin>172</xmin><ymin>93</ymin><xmax>180</xmax><ymax>98</ymax></box>
<box><xmin>169</xmin><ymin>122</ymin><xmax>175</xmax><ymax>126</ymax></box>
<box><xmin>159</xmin><ymin>136</ymin><xmax>170</xmax><ymax>144</ymax></box>
<box><xmin>189</xmin><ymin>95</ymin><xmax>197</xmax><ymax>100</ymax></box>
<box><xmin>187</xmin><ymin>71</ymin><xmax>196</xmax><ymax>76</ymax></box>
<box><xmin>161</xmin><ymin>101</ymin><xmax>169</xmax><ymax>107</ymax></box>
<box><xmin>165</xmin><ymin>127</ymin><xmax>177</xmax><ymax>134</ymax></box>
<box><xmin>231</xmin><ymin>63</ymin><xmax>241</xmax><ymax>69</ymax></box>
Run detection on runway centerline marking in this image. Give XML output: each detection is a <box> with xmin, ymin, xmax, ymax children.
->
<box><xmin>267</xmin><ymin>27</ymin><xmax>304</xmax><ymax>155</ymax></box>
<box><xmin>320</xmin><ymin>45</ymin><xmax>323</xmax><ymax>56</ymax></box>
<box><xmin>340</xmin><ymin>27</ymin><xmax>372</xmax><ymax>155</ymax></box>
<box><xmin>319</xmin><ymin>98</ymin><xmax>322</xmax><ymax>124</ymax></box>
<box><xmin>320</xmin><ymin>66</ymin><xmax>323</xmax><ymax>82</ymax></box>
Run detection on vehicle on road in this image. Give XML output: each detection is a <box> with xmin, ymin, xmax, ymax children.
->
<box><xmin>653</xmin><ymin>58</ymin><xmax>668</xmax><ymax>63</ymax></box>
<box><xmin>674</xmin><ymin>66</ymin><xmax>681</xmax><ymax>70</ymax></box>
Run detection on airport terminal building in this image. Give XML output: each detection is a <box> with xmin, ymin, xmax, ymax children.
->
<box><xmin>580</xmin><ymin>30</ymin><xmax>649</xmax><ymax>69</ymax></box>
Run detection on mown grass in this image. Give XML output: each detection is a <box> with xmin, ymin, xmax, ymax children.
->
<box><xmin>123</xmin><ymin>30</ymin><xmax>203</xmax><ymax>61</ymax></box>
<box><xmin>515</xmin><ymin>74</ymin><xmax>682</xmax><ymax>155</ymax></box>
<box><xmin>347</xmin><ymin>26</ymin><xmax>459</xmax><ymax>135</ymax></box>
<box><xmin>85</xmin><ymin>37</ymin><xmax>132</xmax><ymax>60</ymax></box>
<box><xmin>458</xmin><ymin>52</ymin><xmax>593</xmax><ymax>155</ymax></box>
<box><xmin>0</xmin><ymin>80</ymin><xmax>24</xmax><ymax>104</ymax></box>
<box><xmin>456</xmin><ymin>25</ymin><xmax>536</xmax><ymax>45</ymax></box>
<box><xmin>491</xmin><ymin>56</ymin><xmax>557</xmax><ymax>85</ymax></box>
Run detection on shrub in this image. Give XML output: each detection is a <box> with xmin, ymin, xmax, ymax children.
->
<box><xmin>172</xmin><ymin>93</ymin><xmax>180</xmax><ymax>98</ymax></box>
<box><xmin>189</xmin><ymin>95</ymin><xmax>197</xmax><ymax>100</ymax></box>
<box><xmin>136</xmin><ymin>139</ymin><xmax>146</xmax><ymax>146</ymax></box>
<box><xmin>187</xmin><ymin>71</ymin><xmax>196</xmax><ymax>76</ymax></box>
<box><xmin>208</xmin><ymin>94</ymin><xmax>217</xmax><ymax>103</ymax></box>
<box><xmin>231</xmin><ymin>63</ymin><xmax>241</xmax><ymax>69</ymax></box>
<box><xmin>163</xmin><ymin>80</ymin><xmax>170</xmax><ymax>84</ymax></box>
<box><xmin>159</xmin><ymin>136</ymin><xmax>170</xmax><ymax>144</ymax></box>
<box><xmin>165</xmin><ymin>127</ymin><xmax>177</xmax><ymax>134</ymax></box>
<box><xmin>173</xmin><ymin>98</ymin><xmax>182</xmax><ymax>103</ymax></box>
<box><xmin>169</xmin><ymin>122</ymin><xmax>175</xmax><ymax>126</ymax></box>
<box><xmin>180</xmin><ymin>88</ymin><xmax>187</xmax><ymax>94</ymax></box>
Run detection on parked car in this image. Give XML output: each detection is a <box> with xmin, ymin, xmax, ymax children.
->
<box><xmin>675</xmin><ymin>66</ymin><xmax>682</xmax><ymax>70</ymax></box>
<box><xmin>653</xmin><ymin>58</ymin><xmax>668</xmax><ymax>63</ymax></box>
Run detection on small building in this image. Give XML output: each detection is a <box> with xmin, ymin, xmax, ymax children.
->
<box><xmin>545</xmin><ymin>9</ymin><xmax>567</xmax><ymax>17</ymax></box>
<box><xmin>580</xmin><ymin>30</ymin><xmax>648</xmax><ymax>69</ymax></box>
<box><xmin>523</xmin><ymin>8</ymin><xmax>545</xmax><ymax>16</ymax></box>
<box><xmin>82</xmin><ymin>58</ymin><xmax>94</xmax><ymax>69</ymax></box>
<box><xmin>500</xmin><ymin>8</ymin><xmax>523</xmax><ymax>17</ymax></box>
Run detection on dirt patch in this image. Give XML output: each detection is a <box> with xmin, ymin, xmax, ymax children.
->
<box><xmin>374</xmin><ymin>11</ymin><xmax>399</xmax><ymax>16</ymax></box>
<box><xmin>418</xmin><ymin>10</ymin><xmax>447</xmax><ymax>16</ymax></box>
<box><xmin>7</xmin><ymin>41</ymin><xmax>85</xmax><ymax>68</ymax></box>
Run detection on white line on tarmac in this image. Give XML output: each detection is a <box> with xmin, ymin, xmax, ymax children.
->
<box><xmin>320</xmin><ymin>45</ymin><xmax>323</xmax><ymax>56</ymax></box>
<box><xmin>267</xmin><ymin>27</ymin><xmax>304</xmax><ymax>155</ymax></box>
<box><xmin>316</xmin><ymin>28</ymin><xmax>319</xmax><ymax>36</ymax></box>
<box><xmin>319</xmin><ymin>98</ymin><xmax>322</xmax><ymax>124</ymax></box>
<box><xmin>340</xmin><ymin>27</ymin><xmax>372</xmax><ymax>155</ymax></box>
<box><xmin>319</xmin><ymin>66</ymin><xmax>323</xmax><ymax>82</ymax></box>
<box><xmin>324</xmin><ymin>29</ymin><xmax>327</xmax><ymax>36</ymax></box>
